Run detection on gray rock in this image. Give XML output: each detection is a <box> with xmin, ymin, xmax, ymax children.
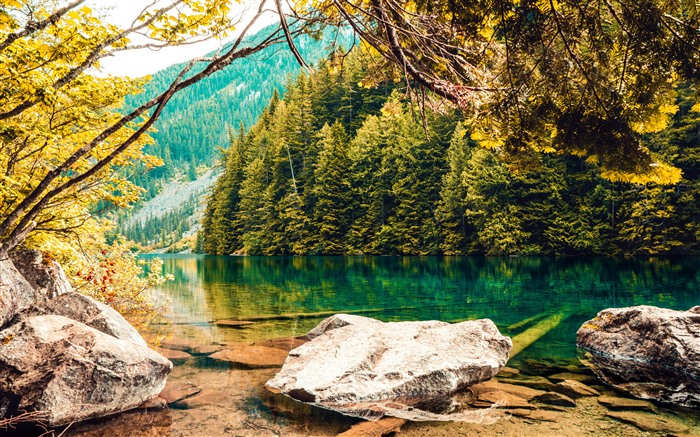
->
<box><xmin>305</xmin><ymin>313</ymin><xmax>382</xmax><ymax>339</ymax></box>
<box><xmin>577</xmin><ymin>305</ymin><xmax>700</xmax><ymax>407</ymax></box>
<box><xmin>9</xmin><ymin>248</ymin><xmax>72</xmax><ymax>299</ymax></box>
<box><xmin>0</xmin><ymin>315</ymin><xmax>171</xmax><ymax>426</ymax></box>
<box><xmin>266</xmin><ymin>315</ymin><xmax>512</xmax><ymax>421</ymax></box>
<box><xmin>27</xmin><ymin>292</ymin><xmax>147</xmax><ymax>347</ymax></box>
<box><xmin>0</xmin><ymin>258</ymin><xmax>41</xmax><ymax>328</ymax></box>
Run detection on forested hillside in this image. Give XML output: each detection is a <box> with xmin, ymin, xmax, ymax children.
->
<box><xmin>124</xmin><ymin>26</ymin><xmax>352</xmax><ymax>198</ymax></box>
<box><xmin>199</xmin><ymin>56</ymin><xmax>699</xmax><ymax>256</ymax></box>
<box><xmin>116</xmin><ymin>27</ymin><xmax>351</xmax><ymax>249</ymax></box>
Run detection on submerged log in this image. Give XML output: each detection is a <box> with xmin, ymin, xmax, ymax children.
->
<box><xmin>508</xmin><ymin>311</ymin><xmax>553</xmax><ymax>331</ymax></box>
<box><xmin>219</xmin><ymin>308</ymin><xmax>387</xmax><ymax>322</ymax></box>
<box><xmin>509</xmin><ymin>312</ymin><xmax>572</xmax><ymax>358</ymax></box>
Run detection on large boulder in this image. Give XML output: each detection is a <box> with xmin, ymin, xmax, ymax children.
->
<box><xmin>0</xmin><ymin>249</ymin><xmax>71</xmax><ymax>329</ymax></box>
<box><xmin>9</xmin><ymin>248</ymin><xmax>72</xmax><ymax>299</ymax></box>
<box><xmin>266</xmin><ymin>314</ymin><xmax>512</xmax><ymax>421</ymax></box>
<box><xmin>0</xmin><ymin>315</ymin><xmax>172</xmax><ymax>426</ymax></box>
<box><xmin>577</xmin><ymin>305</ymin><xmax>700</xmax><ymax>407</ymax></box>
<box><xmin>25</xmin><ymin>292</ymin><xmax>147</xmax><ymax>347</ymax></box>
<box><xmin>0</xmin><ymin>258</ymin><xmax>43</xmax><ymax>328</ymax></box>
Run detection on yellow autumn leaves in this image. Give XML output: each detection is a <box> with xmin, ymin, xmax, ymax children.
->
<box><xmin>0</xmin><ymin>0</ymin><xmax>236</xmax><ymax>259</ymax></box>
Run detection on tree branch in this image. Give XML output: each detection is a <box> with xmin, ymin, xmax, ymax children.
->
<box><xmin>0</xmin><ymin>0</ymin><xmax>86</xmax><ymax>52</ymax></box>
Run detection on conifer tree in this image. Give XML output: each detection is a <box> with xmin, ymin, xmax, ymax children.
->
<box><xmin>313</xmin><ymin>122</ymin><xmax>353</xmax><ymax>254</ymax></box>
<box><xmin>436</xmin><ymin>123</ymin><xmax>472</xmax><ymax>254</ymax></box>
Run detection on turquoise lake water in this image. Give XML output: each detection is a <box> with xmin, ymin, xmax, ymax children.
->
<box><xmin>152</xmin><ymin>255</ymin><xmax>699</xmax><ymax>363</ymax></box>
<box><xmin>64</xmin><ymin>254</ymin><xmax>696</xmax><ymax>436</ymax></box>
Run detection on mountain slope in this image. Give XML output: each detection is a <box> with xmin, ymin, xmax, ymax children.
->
<box><xmin>117</xmin><ymin>27</ymin><xmax>352</xmax><ymax>249</ymax></box>
<box><xmin>132</xmin><ymin>28</ymin><xmax>350</xmax><ymax>180</ymax></box>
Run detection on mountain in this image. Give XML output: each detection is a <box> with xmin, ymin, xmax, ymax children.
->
<box><xmin>117</xmin><ymin>26</ymin><xmax>352</xmax><ymax>249</ymax></box>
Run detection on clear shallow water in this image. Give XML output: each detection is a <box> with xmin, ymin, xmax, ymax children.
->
<box><xmin>110</xmin><ymin>255</ymin><xmax>699</xmax><ymax>436</ymax></box>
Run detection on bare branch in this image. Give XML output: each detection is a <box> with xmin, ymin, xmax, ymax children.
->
<box><xmin>275</xmin><ymin>0</ymin><xmax>313</xmax><ymax>73</ymax></box>
<box><xmin>0</xmin><ymin>1</ymin><xmax>288</xmax><ymax>253</ymax></box>
<box><xmin>0</xmin><ymin>0</ymin><xmax>189</xmax><ymax>120</ymax></box>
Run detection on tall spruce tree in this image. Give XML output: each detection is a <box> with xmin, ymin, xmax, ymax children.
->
<box><xmin>313</xmin><ymin>122</ymin><xmax>353</xmax><ymax>254</ymax></box>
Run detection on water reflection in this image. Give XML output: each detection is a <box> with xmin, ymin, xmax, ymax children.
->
<box><xmin>144</xmin><ymin>255</ymin><xmax>700</xmax><ymax>361</ymax></box>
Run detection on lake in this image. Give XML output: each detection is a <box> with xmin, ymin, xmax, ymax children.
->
<box><xmin>71</xmin><ymin>255</ymin><xmax>700</xmax><ymax>436</ymax></box>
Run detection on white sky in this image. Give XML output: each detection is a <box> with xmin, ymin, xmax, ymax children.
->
<box><xmin>92</xmin><ymin>0</ymin><xmax>276</xmax><ymax>77</ymax></box>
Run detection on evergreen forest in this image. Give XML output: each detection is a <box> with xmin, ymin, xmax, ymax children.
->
<box><xmin>114</xmin><ymin>27</ymin><xmax>351</xmax><ymax>248</ymax></box>
<box><xmin>199</xmin><ymin>55</ymin><xmax>700</xmax><ymax>256</ymax></box>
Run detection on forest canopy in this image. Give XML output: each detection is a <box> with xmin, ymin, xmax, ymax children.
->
<box><xmin>198</xmin><ymin>56</ymin><xmax>700</xmax><ymax>256</ymax></box>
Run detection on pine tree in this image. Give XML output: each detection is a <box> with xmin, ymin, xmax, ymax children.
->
<box><xmin>436</xmin><ymin>122</ymin><xmax>472</xmax><ymax>254</ymax></box>
<box><xmin>346</xmin><ymin>114</ymin><xmax>393</xmax><ymax>254</ymax></box>
<box><xmin>313</xmin><ymin>122</ymin><xmax>353</xmax><ymax>254</ymax></box>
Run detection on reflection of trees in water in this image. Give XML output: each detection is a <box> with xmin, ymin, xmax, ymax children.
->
<box><xmin>153</xmin><ymin>256</ymin><xmax>699</xmax><ymax>329</ymax></box>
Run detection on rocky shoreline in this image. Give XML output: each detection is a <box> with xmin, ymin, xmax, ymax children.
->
<box><xmin>0</xmin><ymin>250</ymin><xmax>171</xmax><ymax>430</ymax></box>
<box><xmin>62</xmin><ymin>332</ymin><xmax>700</xmax><ymax>437</ymax></box>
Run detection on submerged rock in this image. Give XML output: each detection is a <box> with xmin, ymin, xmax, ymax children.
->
<box><xmin>552</xmin><ymin>380</ymin><xmax>600</xmax><ymax>399</ymax></box>
<box><xmin>597</xmin><ymin>395</ymin><xmax>656</xmax><ymax>413</ymax></box>
<box><xmin>496</xmin><ymin>375</ymin><xmax>555</xmax><ymax>391</ymax></box>
<box><xmin>0</xmin><ymin>315</ymin><xmax>171</xmax><ymax>426</ymax></box>
<box><xmin>156</xmin><ymin>347</ymin><xmax>192</xmax><ymax>365</ymax></box>
<box><xmin>577</xmin><ymin>305</ymin><xmax>700</xmax><ymax>407</ymax></box>
<box><xmin>253</xmin><ymin>336</ymin><xmax>309</xmax><ymax>352</ymax></box>
<box><xmin>266</xmin><ymin>314</ymin><xmax>512</xmax><ymax>421</ymax></box>
<box><xmin>208</xmin><ymin>343</ymin><xmax>289</xmax><ymax>368</ymax></box>
<box><xmin>531</xmin><ymin>391</ymin><xmax>576</xmax><ymax>408</ymax></box>
<box><xmin>338</xmin><ymin>417</ymin><xmax>406</xmax><ymax>436</ymax></box>
<box><xmin>472</xmin><ymin>390</ymin><xmax>532</xmax><ymax>409</ymax></box>
<box><xmin>159</xmin><ymin>381</ymin><xmax>202</xmax><ymax>404</ymax></box>
<box><xmin>606</xmin><ymin>411</ymin><xmax>689</xmax><ymax>434</ymax></box>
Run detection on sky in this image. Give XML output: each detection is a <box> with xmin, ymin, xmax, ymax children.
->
<box><xmin>93</xmin><ymin>0</ymin><xmax>276</xmax><ymax>77</ymax></box>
